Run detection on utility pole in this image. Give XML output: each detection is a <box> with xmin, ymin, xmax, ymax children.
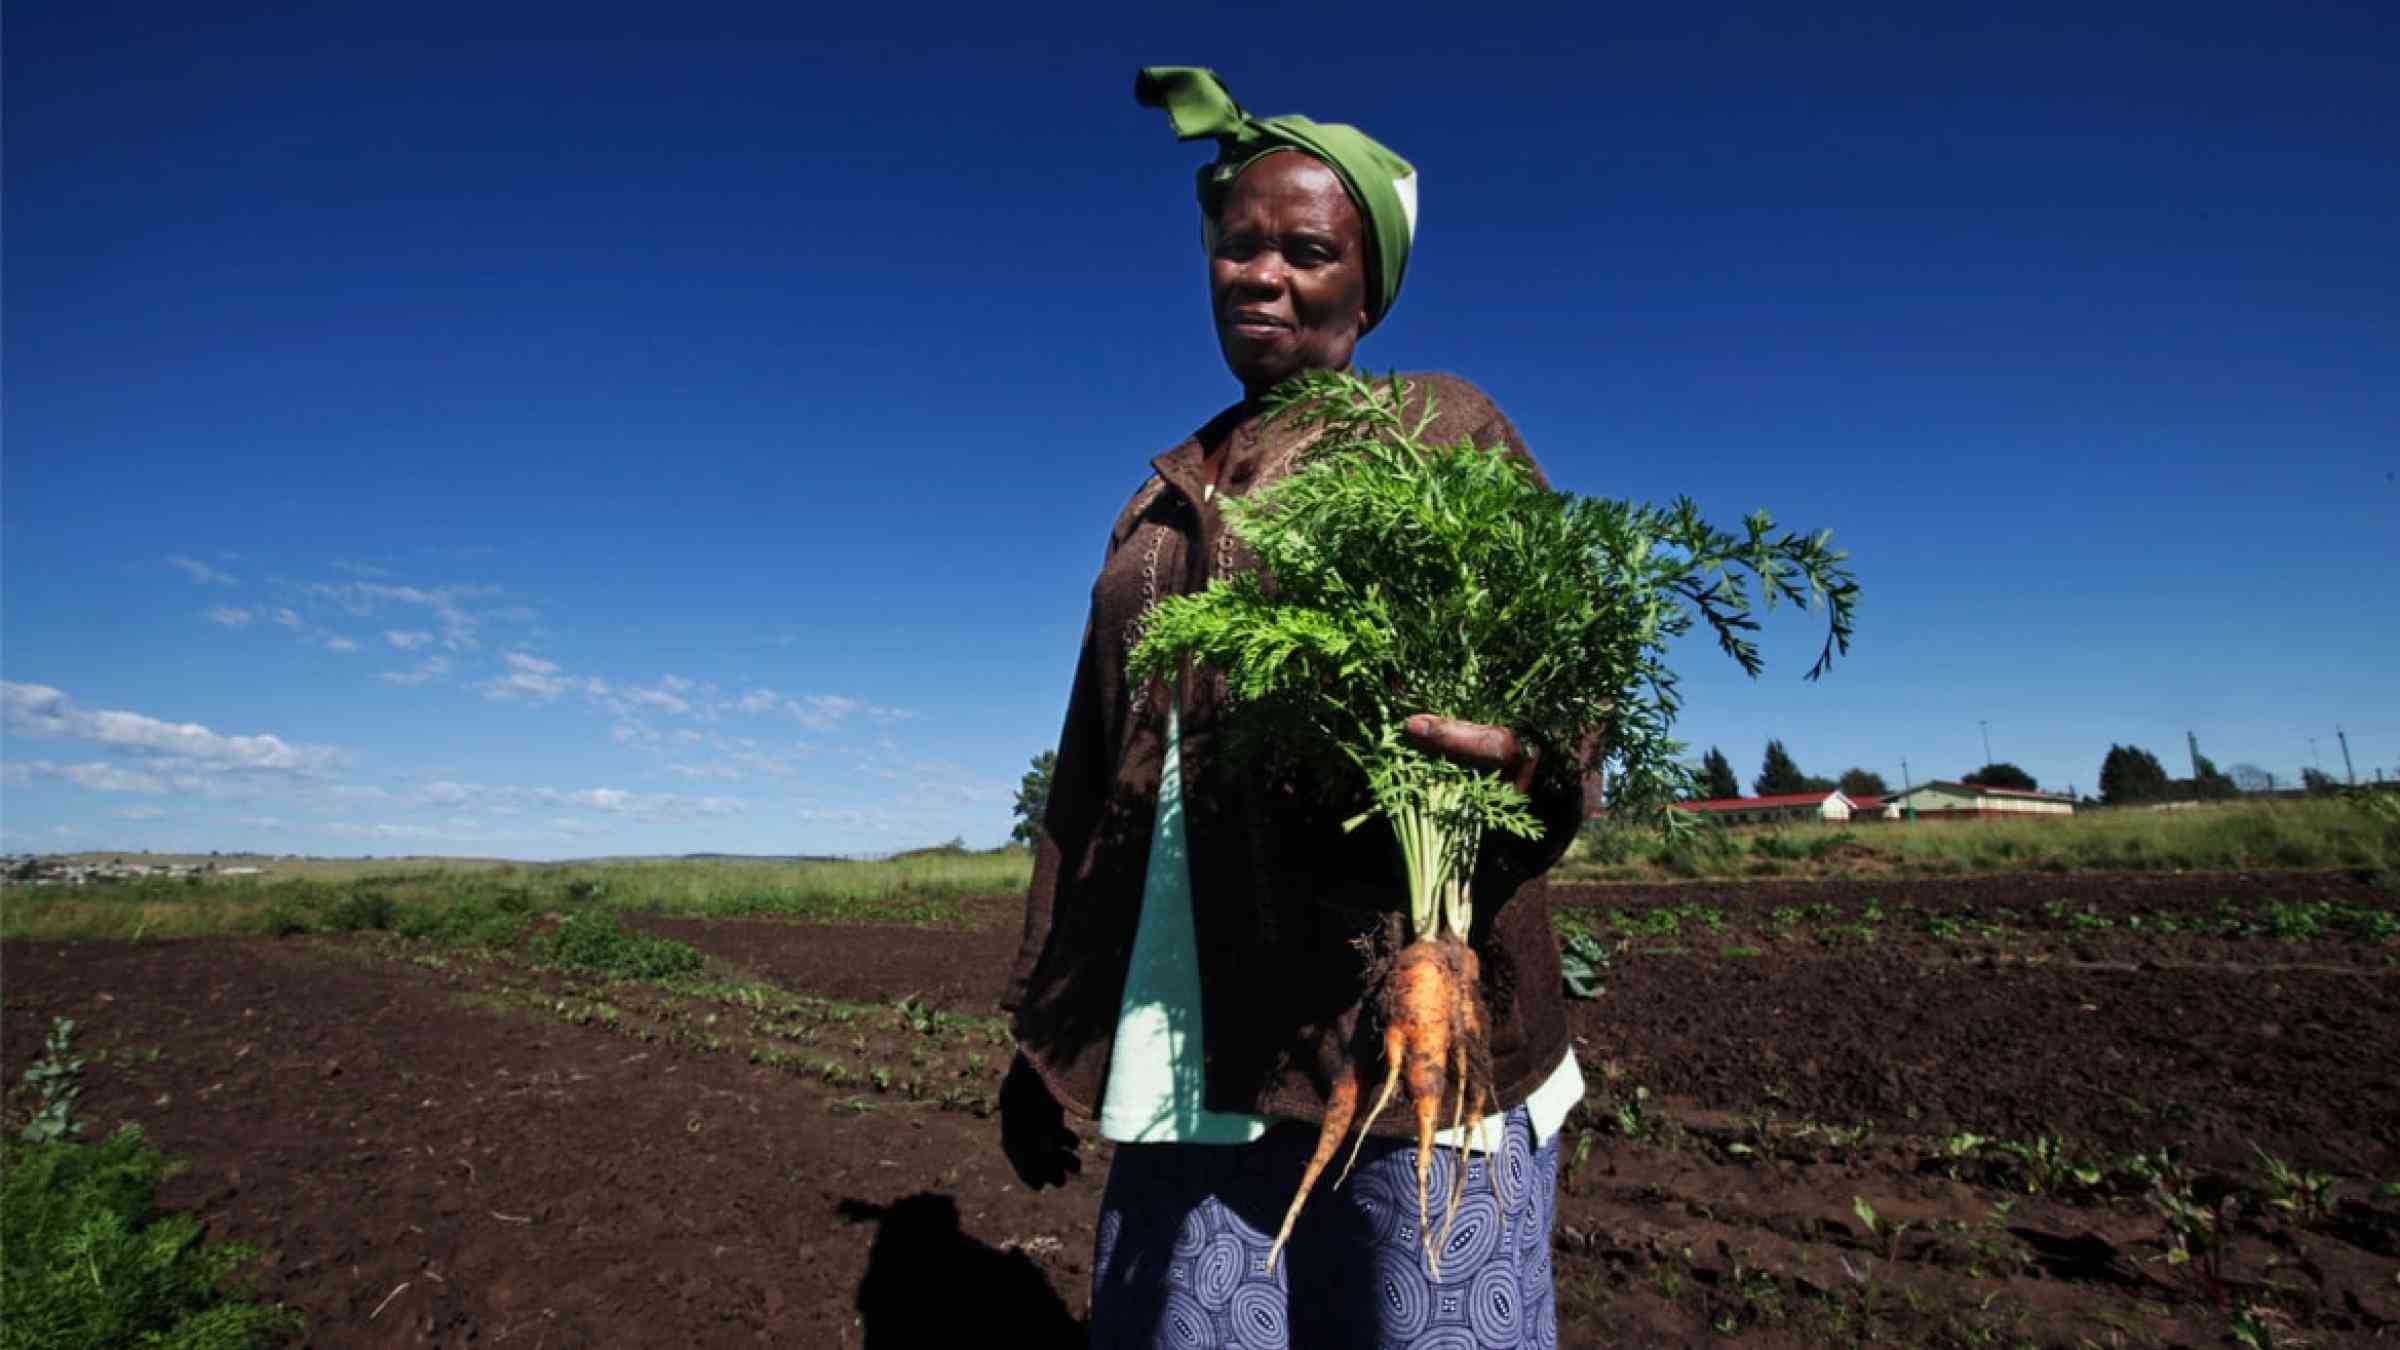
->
<box><xmin>1900</xmin><ymin>758</ymin><xmax>1915</xmax><ymax>822</ymax></box>
<box><xmin>2338</xmin><ymin>726</ymin><xmax>2356</xmax><ymax>785</ymax></box>
<box><xmin>1979</xmin><ymin>720</ymin><xmax>1992</xmax><ymax>767</ymax></box>
<box><xmin>2187</xmin><ymin>731</ymin><xmax>2202</xmax><ymax>781</ymax></box>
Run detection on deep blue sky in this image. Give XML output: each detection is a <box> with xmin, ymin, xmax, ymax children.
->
<box><xmin>6</xmin><ymin>1</ymin><xmax>2393</xmax><ymax>856</ymax></box>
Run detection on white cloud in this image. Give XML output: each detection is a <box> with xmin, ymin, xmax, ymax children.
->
<box><xmin>309</xmin><ymin>581</ymin><xmax>505</xmax><ymax>650</ymax></box>
<box><xmin>331</xmin><ymin>785</ymin><xmax>390</xmax><ymax>803</ymax></box>
<box><xmin>236</xmin><ymin>816</ymin><xmax>285</xmax><ymax>829</ymax></box>
<box><xmin>168</xmin><ymin>555</ymin><xmax>238</xmax><ymax>585</ymax></box>
<box><xmin>2</xmin><ymin>683</ymin><xmax>343</xmax><ymax>775</ymax></box>
<box><xmin>380</xmin><ymin>656</ymin><xmax>452</xmax><ymax>687</ymax></box>
<box><xmin>659</xmin><ymin>674</ymin><xmax>695</xmax><ymax>692</ymax></box>
<box><xmin>5</xmin><ymin>759</ymin><xmax>172</xmax><ymax>793</ymax></box>
<box><xmin>793</xmin><ymin>694</ymin><xmax>862</xmax><ymax>730</ymax></box>
<box><xmin>385</xmin><ymin>630</ymin><xmax>433</xmax><ymax>650</ymax></box>
<box><xmin>206</xmin><ymin>607</ymin><xmax>254</xmax><ymax>627</ymax></box>
<box><xmin>485</xmin><ymin>651</ymin><xmax>570</xmax><ymax>701</ymax></box>
<box><xmin>391</xmin><ymin>778</ymin><xmax>744</xmax><ymax>824</ymax></box>
<box><xmin>627</xmin><ymin>687</ymin><xmax>692</xmax><ymax>716</ymax></box>
<box><xmin>113</xmin><ymin>805</ymin><xmax>168</xmax><ymax>820</ymax></box>
<box><xmin>61</xmin><ymin>761</ymin><xmax>170</xmax><ymax>792</ymax></box>
<box><xmin>273</xmin><ymin>608</ymin><xmax>303</xmax><ymax>628</ymax></box>
<box><xmin>323</xmin><ymin>636</ymin><xmax>360</xmax><ymax>653</ymax></box>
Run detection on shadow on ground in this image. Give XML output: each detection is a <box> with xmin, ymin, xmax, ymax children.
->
<box><xmin>839</xmin><ymin>1192</ymin><xmax>1084</xmax><ymax>1348</ymax></box>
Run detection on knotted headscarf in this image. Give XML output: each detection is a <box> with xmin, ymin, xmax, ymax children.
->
<box><xmin>1135</xmin><ymin>66</ymin><xmax>1419</xmax><ymax>328</ymax></box>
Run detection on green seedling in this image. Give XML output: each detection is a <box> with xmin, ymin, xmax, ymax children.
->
<box><xmin>16</xmin><ymin>1017</ymin><xmax>85</xmax><ymax>1144</ymax></box>
<box><xmin>1558</xmin><ymin>931</ymin><xmax>1620</xmax><ymax>1000</ymax></box>
<box><xmin>1851</xmin><ymin>1195</ymin><xmax>1911</xmax><ymax>1261</ymax></box>
<box><xmin>2149</xmin><ymin>1172</ymin><xmax>2240</xmax><ymax>1307</ymax></box>
<box><xmin>1613</xmin><ymin>1086</ymin><xmax>1660</xmax><ymax>1141</ymax></box>
<box><xmin>2250</xmin><ymin>1145</ymin><xmax>2337</xmax><ymax>1225</ymax></box>
<box><xmin>1564</xmin><ymin>1129</ymin><xmax>1599</xmax><ymax>1191</ymax></box>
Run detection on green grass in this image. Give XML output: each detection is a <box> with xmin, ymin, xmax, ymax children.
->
<box><xmin>1559</xmin><ymin>797</ymin><xmax>2399</xmax><ymax>883</ymax></box>
<box><xmin>0</xmin><ymin>849</ymin><xmax>1034</xmax><ymax>943</ymax></box>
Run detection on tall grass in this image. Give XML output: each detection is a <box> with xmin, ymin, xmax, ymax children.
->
<box><xmin>1559</xmin><ymin>797</ymin><xmax>2400</xmax><ymax>883</ymax></box>
<box><xmin>0</xmin><ymin>849</ymin><xmax>1035</xmax><ymax>944</ymax></box>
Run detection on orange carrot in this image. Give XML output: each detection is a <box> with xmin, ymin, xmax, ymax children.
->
<box><xmin>1265</xmin><ymin>1062</ymin><xmax>1359</xmax><ymax>1273</ymax></box>
<box><xmin>1333</xmin><ymin>936</ymin><xmax>1494</xmax><ymax>1277</ymax></box>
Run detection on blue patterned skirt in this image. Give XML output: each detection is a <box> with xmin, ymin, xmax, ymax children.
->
<box><xmin>1090</xmin><ymin>1105</ymin><xmax>1559</xmax><ymax>1349</ymax></box>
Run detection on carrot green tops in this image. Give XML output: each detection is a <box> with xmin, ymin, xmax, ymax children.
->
<box><xmin>1006</xmin><ymin>376</ymin><xmax>1587</xmax><ymax>1139</ymax></box>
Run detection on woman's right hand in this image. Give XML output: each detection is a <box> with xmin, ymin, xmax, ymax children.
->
<box><xmin>999</xmin><ymin>1053</ymin><xmax>1082</xmax><ymax>1190</ymax></box>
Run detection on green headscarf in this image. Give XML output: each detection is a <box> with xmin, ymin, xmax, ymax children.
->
<box><xmin>1135</xmin><ymin>66</ymin><xmax>1418</xmax><ymax>328</ymax></box>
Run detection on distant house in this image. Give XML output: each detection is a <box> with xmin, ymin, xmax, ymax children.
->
<box><xmin>1885</xmin><ymin>780</ymin><xmax>2075</xmax><ymax>819</ymax></box>
<box><xmin>1672</xmin><ymin>790</ymin><xmax>1857</xmax><ymax>826</ymax></box>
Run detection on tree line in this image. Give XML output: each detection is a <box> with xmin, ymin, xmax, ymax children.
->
<box><xmin>1694</xmin><ymin>740</ymin><xmax>2033</xmax><ymax>802</ymax></box>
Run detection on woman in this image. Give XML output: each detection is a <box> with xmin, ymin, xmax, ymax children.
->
<box><xmin>1001</xmin><ymin>67</ymin><xmax>1586</xmax><ymax>1349</ymax></box>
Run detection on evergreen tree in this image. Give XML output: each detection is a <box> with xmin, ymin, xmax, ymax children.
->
<box><xmin>1753</xmin><ymin>739</ymin><xmax>1812</xmax><ymax>796</ymax></box>
<box><xmin>1837</xmin><ymin>768</ymin><xmax>1890</xmax><ymax>798</ymax></box>
<box><xmin>1698</xmin><ymin>746</ymin><xmax>1741</xmax><ymax>800</ymax></box>
<box><xmin>1963</xmin><ymin>762</ymin><xmax>2037</xmax><ymax>791</ymax></box>
<box><xmin>2098</xmin><ymin>744</ymin><xmax>2169</xmax><ymax>805</ymax></box>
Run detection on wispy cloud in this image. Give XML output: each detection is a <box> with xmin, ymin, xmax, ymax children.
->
<box><xmin>168</xmin><ymin>555</ymin><xmax>239</xmax><ymax>586</ymax></box>
<box><xmin>2</xmin><ymin>682</ymin><xmax>344</xmax><ymax>775</ymax></box>
<box><xmin>206</xmin><ymin>606</ymin><xmax>254</xmax><ymax>627</ymax></box>
<box><xmin>719</xmin><ymin>687</ymin><xmax>911</xmax><ymax>732</ymax></box>
<box><xmin>324</xmin><ymin>636</ymin><xmax>361</xmax><ymax>653</ymax></box>
<box><xmin>385</xmin><ymin>630</ymin><xmax>433</xmax><ymax>650</ymax></box>
<box><xmin>4</xmin><ymin>759</ymin><xmax>171</xmax><ymax>793</ymax></box>
<box><xmin>310</xmin><ymin>581</ymin><xmax>505</xmax><ymax>651</ymax></box>
<box><xmin>380</xmin><ymin>655</ymin><xmax>452</xmax><ymax>687</ymax></box>
<box><xmin>485</xmin><ymin>651</ymin><xmax>570</xmax><ymax>701</ymax></box>
<box><xmin>398</xmin><ymin>778</ymin><xmax>743</xmax><ymax>822</ymax></box>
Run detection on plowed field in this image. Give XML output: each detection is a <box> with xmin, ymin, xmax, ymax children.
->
<box><xmin>5</xmin><ymin>869</ymin><xmax>2396</xmax><ymax>1347</ymax></box>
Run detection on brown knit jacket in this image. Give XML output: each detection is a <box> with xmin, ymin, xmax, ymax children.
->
<box><xmin>1002</xmin><ymin>373</ymin><xmax>1583</xmax><ymax>1134</ymax></box>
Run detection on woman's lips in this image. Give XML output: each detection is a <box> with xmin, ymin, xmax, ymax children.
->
<box><xmin>1224</xmin><ymin>311</ymin><xmax>1293</xmax><ymax>339</ymax></box>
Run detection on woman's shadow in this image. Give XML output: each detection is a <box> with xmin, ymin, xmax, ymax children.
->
<box><xmin>838</xmin><ymin>1193</ymin><xmax>1084</xmax><ymax>1348</ymax></box>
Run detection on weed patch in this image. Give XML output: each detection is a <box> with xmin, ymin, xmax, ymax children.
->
<box><xmin>536</xmin><ymin>912</ymin><xmax>706</xmax><ymax>980</ymax></box>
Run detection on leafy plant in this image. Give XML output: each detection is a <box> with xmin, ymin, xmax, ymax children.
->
<box><xmin>536</xmin><ymin>912</ymin><xmax>705</xmax><ymax>980</ymax></box>
<box><xmin>1611</xmin><ymin>1085</ymin><xmax>1661</xmax><ymax>1141</ymax></box>
<box><xmin>16</xmin><ymin>1017</ymin><xmax>85</xmax><ymax>1144</ymax></box>
<box><xmin>1851</xmin><ymin>1194</ymin><xmax>1912</xmax><ymax>1260</ymax></box>
<box><xmin>2</xmin><ymin>1124</ymin><xmax>298</xmax><ymax>1349</ymax></box>
<box><xmin>1558</xmin><ymin>931</ymin><xmax>1620</xmax><ymax>1000</ymax></box>
<box><xmin>2250</xmin><ymin>1144</ymin><xmax>2337</xmax><ymax>1225</ymax></box>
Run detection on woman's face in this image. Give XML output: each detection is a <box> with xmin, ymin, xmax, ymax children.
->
<box><xmin>1208</xmin><ymin>151</ymin><xmax>1371</xmax><ymax>398</ymax></box>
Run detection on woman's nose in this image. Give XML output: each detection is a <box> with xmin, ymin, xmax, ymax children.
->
<box><xmin>1231</xmin><ymin>248</ymin><xmax>1287</xmax><ymax>292</ymax></box>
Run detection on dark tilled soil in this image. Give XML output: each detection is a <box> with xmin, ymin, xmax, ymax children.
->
<box><xmin>4</xmin><ymin>871</ymin><xmax>2396</xmax><ymax>1348</ymax></box>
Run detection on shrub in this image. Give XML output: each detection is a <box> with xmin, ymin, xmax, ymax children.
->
<box><xmin>323</xmin><ymin>888</ymin><xmax>396</xmax><ymax>933</ymax></box>
<box><xmin>536</xmin><ymin>912</ymin><xmax>705</xmax><ymax>980</ymax></box>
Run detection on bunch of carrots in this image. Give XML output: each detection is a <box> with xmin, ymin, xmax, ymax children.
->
<box><xmin>1127</xmin><ymin>370</ymin><xmax>1857</xmax><ymax>1275</ymax></box>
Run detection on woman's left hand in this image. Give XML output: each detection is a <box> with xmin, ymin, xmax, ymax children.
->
<box><xmin>1401</xmin><ymin>714</ymin><xmax>1538</xmax><ymax>793</ymax></box>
